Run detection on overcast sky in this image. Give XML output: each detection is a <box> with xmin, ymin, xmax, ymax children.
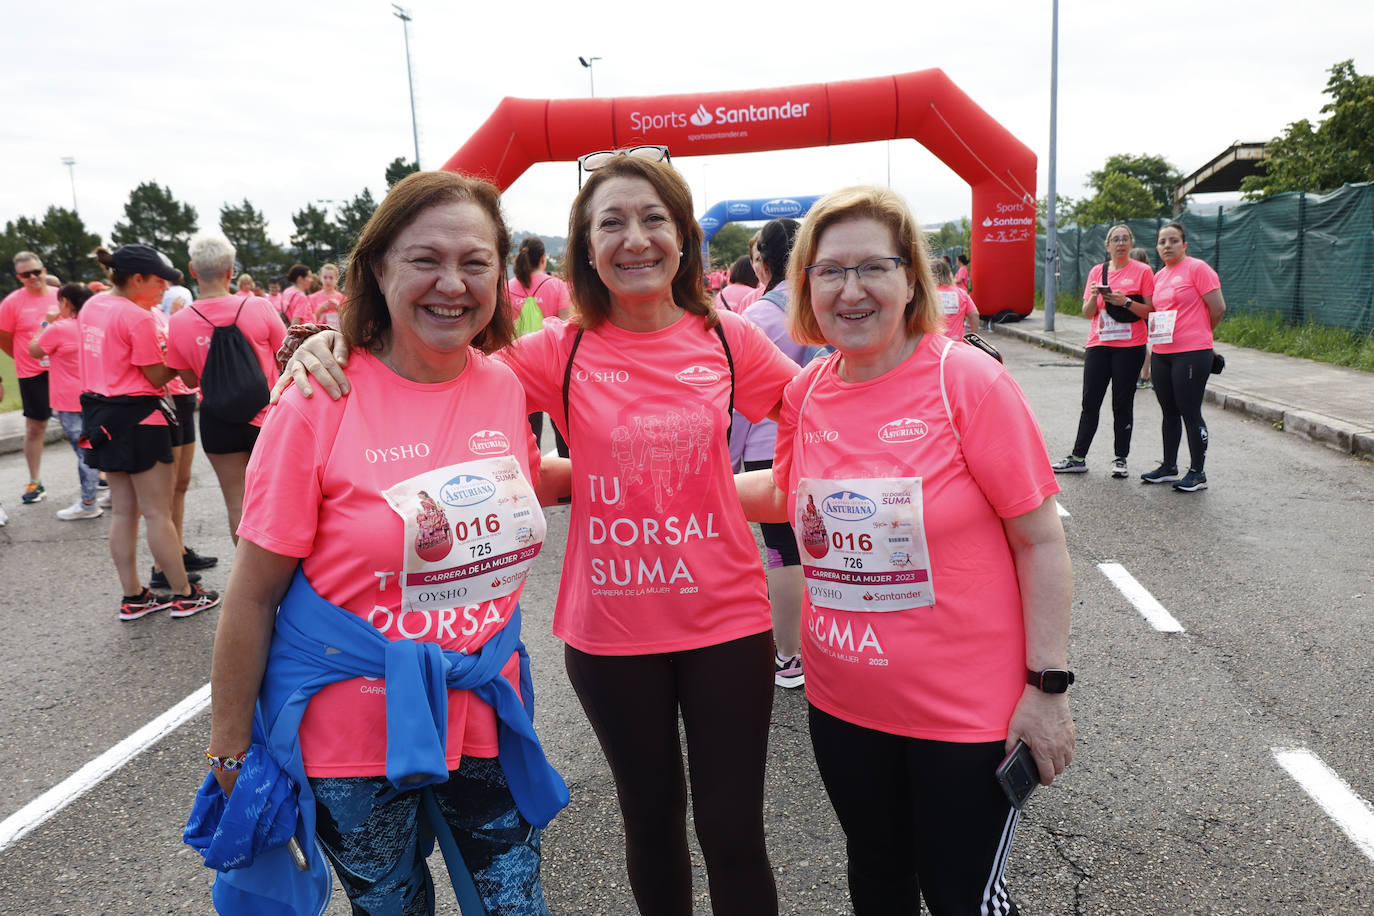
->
<box><xmin>5</xmin><ymin>0</ymin><xmax>1372</xmax><ymax>255</ymax></box>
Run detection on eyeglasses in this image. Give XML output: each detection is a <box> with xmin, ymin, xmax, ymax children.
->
<box><xmin>16</xmin><ymin>268</ymin><xmax>43</xmax><ymax>279</ymax></box>
<box><xmin>577</xmin><ymin>145</ymin><xmax>671</xmax><ymax>189</ymax></box>
<box><xmin>804</xmin><ymin>257</ymin><xmax>907</xmax><ymax>290</ymax></box>
<box><xmin>1107</xmin><ymin>235</ymin><xmax>1132</xmax><ymax>244</ymax></box>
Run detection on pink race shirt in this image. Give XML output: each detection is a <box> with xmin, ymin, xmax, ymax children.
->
<box><xmin>937</xmin><ymin>285</ymin><xmax>979</xmax><ymax>339</ymax></box>
<box><xmin>507</xmin><ymin>274</ymin><xmax>572</xmax><ymax>321</ymax></box>
<box><xmin>773</xmin><ymin>335</ymin><xmax>1059</xmax><ymax>741</ymax></box>
<box><xmin>1151</xmin><ymin>257</ymin><xmax>1220</xmax><ymax>354</ymax></box>
<box><xmin>1082</xmin><ymin>260</ymin><xmax>1155</xmax><ymax>348</ymax></box>
<box><xmin>77</xmin><ymin>293</ymin><xmax>169</xmax><ymax>425</ymax></box>
<box><xmin>166</xmin><ymin>295</ymin><xmax>287</xmax><ymax>426</ymax></box>
<box><xmin>954</xmin><ymin>265</ymin><xmax>969</xmax><ymax>289</ymax></box>
<box><xmin>280</xmin><ymin>287</ymin><xmax>314</xmax><ymax>324</ymax></box>
<box><xmin>308</xmin><ymin>289</ymin><xmax>346</xmax><ymax>325</ymax></box>
<box><xmin>239</xmin><ymin>348</ymin><xmax>540</xmax><ymax>777</ymax></box>
<box><xmin>500</xmin><ymin>310</ymin><xmax>799</xmax><ymax>654</ymax></box>
<box><xmin>34</xmin><ymin>319</ymin><xmax>82</xmax><ymax>412</ymax></box>
<box><xmin>151</xmin><ymin>308</ymin><xmax>193</xmax><ymax>396</ymax></box>
<box><xmin>0</xmin><ymin>286</ymin><xmax>58</xmax><ymax>377</ymax></box>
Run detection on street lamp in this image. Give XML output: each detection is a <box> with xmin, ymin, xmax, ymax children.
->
<box><xmin>392</xmin><ymin>4</ymin><xmax>421</xmax><ymax>170</ymax></box>
<box><xmin>60</xmin><ymin>157</ymin><xmax>77</xmax><ymax>213</ymax></box>
<box><xmin>578</xmin><ymin>56</ymin><xmax>601</xmax><ymax>97</ymax></box>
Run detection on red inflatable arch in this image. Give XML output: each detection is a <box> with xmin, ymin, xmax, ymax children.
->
<box><xmin>442</xmin><ymin>69</ymin><xmax>1037</xmax><ymax>316</ymax></box>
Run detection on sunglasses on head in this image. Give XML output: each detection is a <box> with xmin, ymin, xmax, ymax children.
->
<box><xmin>577</xmin><ymin>145</ymin><xmax>671</xmax><ymax>189</ymax></box>
<box><xmin>16</xmin><ymin>268</ymin><xmax>42</xmax><ymax>279</ymax></box>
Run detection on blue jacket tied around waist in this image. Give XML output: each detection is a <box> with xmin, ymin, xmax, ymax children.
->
<box><xmin>184</xmin><ymin>567</ymin><xmax>569</xmax><ymax>915</ymax></box>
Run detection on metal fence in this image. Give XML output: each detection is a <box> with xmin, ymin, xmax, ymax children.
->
<box><xmin>1037</xmin><ymin>182</ymin><xmax>1374</xmax><ymax>334</ymax></box>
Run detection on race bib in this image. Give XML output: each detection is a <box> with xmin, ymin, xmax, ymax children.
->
<box><xmin>1097</xmin><ymin>308</ymin><xmax>1132</xmax><ymax>342</ymax></box>
<box><xmin>795</xmin><ymin>477</ymin><xmax>935</xmax><ymax>613</ymax></box>
<box><xmin>383</xmin><ymin>455</ymin><xmax>545</xmax><ymax>613</ymax></box>
<box><xmin>1148</xmin><ymin>310</ymin><xmax>1176</xmax><ymax>345</ymax></box>
<box><xmin>939</xmin><ymin>290</ymin><xmax>960</xmax><ymax>315</ymax></box>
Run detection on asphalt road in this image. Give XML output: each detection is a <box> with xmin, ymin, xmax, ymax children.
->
<box><xmin>0</xmin><ymin>333</ymin><xmax>1369</xmax><ymax>915</ymax></box>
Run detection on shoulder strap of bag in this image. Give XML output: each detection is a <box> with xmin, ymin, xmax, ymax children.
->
<box><xmin>938</xmin><ymin>337</ymin><xmax>961</xmax><ymax>443</ymax></box>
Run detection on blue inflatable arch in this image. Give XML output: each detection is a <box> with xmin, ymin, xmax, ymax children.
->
<box><xmin>697</xmin><ymin>196</ymin><xmax>822</xmax><ymax>259</ymax></box>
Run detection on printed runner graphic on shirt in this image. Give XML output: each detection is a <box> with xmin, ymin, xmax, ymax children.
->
<box><xmin>795</xmin><ymin>477</ymin><xmax>935</xmax><ymax>613</ymax></box>
<box><xmin>384</xmin><ymin>455</ymin><xmax>546</xmax><ymax>613</ymax></box>
<box><xmin>603</xmin><ymin>406</ymin><xmax>716</xmax><ymax>512</ymax></box>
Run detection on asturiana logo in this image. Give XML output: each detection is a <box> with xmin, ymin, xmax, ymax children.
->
<box><xmin>441</xmin><ymin>474</ymin><xmax>497</xmax><ymax>508</ymax></box>
<box><xmin>727</xmin><ymin>202</ymin><xmax>752</xmax><ymax>216</ymax></box>
<box><xmin>676</xmin><ymin>366</ymin><xmax>721</xmax><ymax>386</ymax></box>
<box><xmin>878</xmin><ymin>418</ymin><xmax>929</xmax><ymax>443</ymax></box>
<box><xmin>821</xmin><ymin>490</ymin><xmax>877</xmax><ymax>521</ymax></box>
<box><xmin>762</xmin><ymin>198</ymin><xmax>802</xmax><ymax>217</ymax></box>
<box><xmin>468</xmin><ymin>430</ymin><xmax>510</xmax><ymax>455</ymax></box>
<box><xmin>700</xmin><ymin>216</ymin><xmax>720</xmax><ymax>231</ymax></box>
<box><xmin>689</xmin><ymin>105</ymin><xmax>713</xmax><ymax>127</ymax></box>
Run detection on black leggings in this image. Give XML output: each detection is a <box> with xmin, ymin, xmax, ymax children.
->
<box><xmin>809</xmin><ymin>706</ymin><xmax>1021</xmax><ymax>915</ymax></box>
<box><xmin>564</xmin><ymin>632</ymin><xmax>777</xmax><ymax>916</ymax></box>
<box><xmin>1151</xmin><ymin>349</ymin><xmax>1212</xmax><ymax>472</ymax></box>
<box><xmin>1071</xmin><ymin>344</ymin><xmax>1147</xmax><ymax>459</ymax></box>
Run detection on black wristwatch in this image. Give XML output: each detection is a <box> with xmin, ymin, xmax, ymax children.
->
<box><xmin>1027</xmin><ymin>668</ymin><xmax>1075</xmax><ymax>693</ymax></box>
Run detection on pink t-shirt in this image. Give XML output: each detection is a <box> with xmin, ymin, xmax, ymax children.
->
<box><xmin>714</xmin><ymin>283</ymin><xmax>754</xmax><ymax>313</ymax></box>
<box><xmin>507</xmin><ymin>274</ymin><xmax>571</xmax><ymax>322</ymax></box>
<box><xmin>937</xmin><ymin>285</ymin><xmax>979</xmax><ymax>339</ymax></box>
<box><xmin>267</xmin><ymin>292</ymin><xmax>283</xmax><ymax>313</ymax></box>
<box><xmin>1151</xmin><ymin>257</ymin><xmax>1220</xmax><ymax>354</ymax></box>
<box><xmin>1082</xmin><ymin>260</ymin><xmax>1155</xmax><ymax>348</ymax></box>
<box><xmin>954</xmin><ymin>265</ymin><xmax>970</xmax><ymax>289</ymax></box>
<box><xmin>500</xmin><ymin>310</ymin><xmax>799</xmax><ymax>654</ymax></box>
<box><xmin>151</xmin><ymin>308</ymin><xmax>193</xmax><ymax>396</ymax></box>
<box><xmin>773</xmin><ymin>335</ymin><xmax>1059</xmax><ymax>741</ymax></box>
<box><xmin>77</xmin><ymin>293</ymin><xmax>169</xmax><ymax>425</ymax></box>
<box><xmin>0</xmin><ymin>286</ymin><xmax>59</xmax><ymax>377</ymax></box>
<box><xmin>34</xmin><ymin>319</ymin><xmax>82</xmax><ymax>412</ymax></box>
<box><xmin>167</xmin><ymin>295</ymin><xmax>287</xmax><ymax>426</ymax></box>
<box><xmin>308</xmin><ymin>288</ymin><xmax>346</xmax><ymax>325</ymax></box>
<box><xmin>238</xmin><ymin>348</ymin><xmax>540</xmax><ymax>777</ymax></box>
<box><xmin>280</xmin><ymin>287</ymin><xmax>314</xmax><ymax>324</ymax></box>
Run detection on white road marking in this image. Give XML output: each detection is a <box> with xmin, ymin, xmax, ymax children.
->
<box><xmin>0</xmin><ymin>683</ymin><xmax>211</xmax><ymax>852</ymax></box>
<box><xmin>1056</xmin><ymin>500</ymin><xmax>1069</xmax><ymax>517</ymax></box>
<box><xmin>1097</xmin><ymin>562</ymin><xmax>1185</xmax><ymax>632</ymax></box>
<box><xmin>1273</xmin><ymin>747</ymin><xmax>1374</xmax><ymax>864</ymax></box>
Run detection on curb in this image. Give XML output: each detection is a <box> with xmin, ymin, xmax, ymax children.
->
<box><xmin>989</xmin><ymin>321</ymin><xmax>1374</xmax><ymax>463</ymax></box>
<box><xmin>0</xmin><ymin>420</ymin><xmax>68</xmax><ymax>457</ymax></box>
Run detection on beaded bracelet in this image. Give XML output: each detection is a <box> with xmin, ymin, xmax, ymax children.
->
<box><xmin>206</xmin><ymin>750</ymin><xmax>248</xmax><ymax>772</ymax></box>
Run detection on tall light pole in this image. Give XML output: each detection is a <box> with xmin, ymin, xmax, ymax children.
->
<box><xmin>60</xmin><ymin>157</ymin><xmax>77</xmax><ymax>213</ymax></box>
<box><xmin>392</xmin><ymin>4</ymin><xmax>420</xmax><ymax>169</ymax></box>
<box><xmin>578</xmin><ymin>56</ymin><xmax>601</xmax><ymax>97</ymax></box>
<box><xmin>1043</xmin><ymin>0</ymin><xmax>1060</xmax><ymax>332</ymax></box>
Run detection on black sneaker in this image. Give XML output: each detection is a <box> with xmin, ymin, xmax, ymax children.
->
<box><xmin>1140</xmin><ymin>463</ymin><xmax>1180</xmax><ymax>484</ymax></box>
<box><xmin>167</xmin><ymin>584</ymin><xmax>222</xmax><ymax>619</ymax></box>
<box><xmin>1172</xmin><ymin>469</ymin><xmax>1208</xmax><ymax>492</ymax></box>
<box><xmin>1051</xmin><ymin>455</ymin><xmax>1088</xmax><ymax>474</ymax></box>
<box><xmin>150</xmin><ymin>567</ymin><xmax>201</xmax><ymax>590</ymax></box>
<box><xmin>120</xmin><ymin>589</ymin><xmax>169</xmax><ymax>621</ymax></box>
<box><xmin>182</xmin><ymin>547</ymin><xmax>219</xmax><ymax>570</ymax></box>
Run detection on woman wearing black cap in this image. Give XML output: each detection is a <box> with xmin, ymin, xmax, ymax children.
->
<box><xmin>81</xmin><ymin>245</ymin><xmax>221</xmax><ymax>621</ymax></box>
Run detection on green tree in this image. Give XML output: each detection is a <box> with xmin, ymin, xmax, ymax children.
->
<box><xmin>708</xmin><ymin>222</ymin><xmax>755</xmax><ymax>268</ymax></box>
<box><xmin>1242</xmin><ymin>59</ymin><xmax>1374</xmax><ymax>198</ymax></box>
<box><xmin>1066</xmin><ymin>172</ymin><xmax>1159</xmax><ymax>226</ymax></box>
<box><xmin>926</xmin><ymin>219</ymin><xmax>972</xmax><ymax>255</ymax></box>
<box><xmin>42</xmin><ymin>207</ymin><xmax>102</xmax><ymax>284</ymax></box>
<box><xmin>385</xmin><ymin>157</ymin><xmax>419</xmax><ymax>189</ymax></box>
<box><xmin>1084</xmin><ymin>154</ymin><xmax>1182</xmax><ymax>216</ymax></box>
<box><xmin>334</xmin><ymin>188</ymin><xmax>378</xmax><ymax>256</ymax></box>
<box><xmin>1035</xmin><ymin>194</ymin><xmax>1076</xmax><ymax>233</ymax></box>
<box><xmin>220</xmin><ymin>198</ymin><xmax>286</xmax><ymax>281</ymax></box>
<box><xmin>111</xmin><ymin>182</ymin><xmax>199</xmax><ymax>272</ymax></box>
<box><xmin>290</xmin><ymin>203</ymin><xmax>341</xmax><ymax>266</ymax></box>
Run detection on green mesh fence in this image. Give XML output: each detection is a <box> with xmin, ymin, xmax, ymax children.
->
<box><xmin>1036</xmin><ymin>182</ymin><xmax>1374</xmax><ymax>334</ymax></box>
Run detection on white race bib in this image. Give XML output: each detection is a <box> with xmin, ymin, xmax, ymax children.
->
<box><xmin>1148</xmin><ymin>310</ymin><xmax>1176</xmax><ymax>345</ymax></box>
<box><xmin>384</xmin><ymin>456</ymin><xmax>545</xmax><ymax>613</ymax></box>
<box><xmin>1097</xmin><ymin>307</ymin><xmax>1132</xmax><ymax>342</ymax></box>
<box><xmin>795</xmin><ymin>477</ymin><xmax>934</xmax><ymax>613</ymax></box>
<box><xmin>939</xmin><ymin>290</ymin><xmax>960</xmax><ymax>315</ymax></box>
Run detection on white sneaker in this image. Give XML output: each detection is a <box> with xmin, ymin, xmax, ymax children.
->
<box><xmin>56</xmin><ymin>500</ymin><xmax>103</xmax><ymax>520</ymax></box>
<box><xmin>0</xmin><ymin>501</ymin><xmax>8</xmax><ymax>526</ymax></box>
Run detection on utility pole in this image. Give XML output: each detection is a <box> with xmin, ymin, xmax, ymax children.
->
<box><xmin>61</xmin><ymin>157</ymin><xmax>77</xmax><ymax>213</ymax></box>
<box><xmin>1044</xmin><ymin>0</ymin><xmax>1060</xmax><ymax>332</ymax></box>
<box><xmin>392</xmin><ymin>4</ymin><xmax>420</xmax><ymax>170</ymax></box>
<box><xmin>578</xmin><ymin>56</ymin><xmax>601</xmax><ymax>97</ymax></box>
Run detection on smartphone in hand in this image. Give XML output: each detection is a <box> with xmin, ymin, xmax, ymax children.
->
<box><xmin>995</xmin><ymin>740</ymin><xmax>1039</xmax><ymax>810</ymax></box>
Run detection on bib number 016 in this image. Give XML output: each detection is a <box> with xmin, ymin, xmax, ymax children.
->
<box><xmin>455</xmin><ymin>514</ymin><xmax>501</xmax><ymax>542</ymax></box>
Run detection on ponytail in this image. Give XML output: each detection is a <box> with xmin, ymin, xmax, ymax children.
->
<box><xmin>514</xmin><ymin>236</ymin><xmax>545</xmax><ymax>287</ymax></box>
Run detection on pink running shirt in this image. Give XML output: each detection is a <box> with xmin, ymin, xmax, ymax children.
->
<box><xmin>1082</xmin><ymin>260</ymin><xmax>1155</xmax><ymax>348</ymax></box>
<box><xmin>166</xmin><ymin>295</ymin><xmax>287</xmax><ymax>427</ymax></box>
<box><xmin>937</xmin><ymin>285</ymin><xmax>979</xmax><ymax>339</ymax></box>
<box><xmin>499</xmin><ymin>310</ymin><xmax>799</xmax><ymax>655</ymax></box>
<box><xmin>77</xmin><ymin>293</ymin><xmax>170</xmax><ymax>425</ymax></box>
<box><xmin>507</xmin><ymin>274</ymin><xmax>572</xmax><ymax>322</ymax></box>
<box><xmin>238</xmin><ymin>348</ymin><xmax>541</xmax><ymax>776</ymax></box>
<box><xmin>308</xmin><ymin>288</ymin><xmax>346</xmax><ymax>324</ymax></box>
<box><xmin>0</xmin><ymin>286</ymin><xmax>59</xmax><ymax>377</ymax></box>
<box><xmin>34</xmin><ymin>319</ymin><xmax>82</xmax><ymax>412</ymax></box>
<box><xmin>280</xmin><ymin>287</ymin><xmax>314</xmax><ymax>325</ymax></box>
<box><xmin>1151</xmin><ymin>257</ymin><xmax>1220</xmax><ymax>354</ymax></box>
<box><xmin>773</xmin><ymin>335</ymin><xmax>1059</xmax><ymax>741</ymax></box>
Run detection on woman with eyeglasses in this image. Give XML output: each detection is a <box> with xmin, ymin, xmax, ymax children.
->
<box><xmin>1142</xmin><ymin>221</ymin><xmax>1226</xmax><ymax>492</ymax></box>
<box><xmin>278</xmin><ymin>150</ymin><xmax>800</xmax><ymax>915</ymax></box>
<box><xmin>1050</xmin><ymin>224</ymin><xmax>1154</xmax><ymax>478</ymax></box>
<box><xmin>737</xmin><ymin>185</ymin><xmax>1074</xmax><ymax>915</ymax></box>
